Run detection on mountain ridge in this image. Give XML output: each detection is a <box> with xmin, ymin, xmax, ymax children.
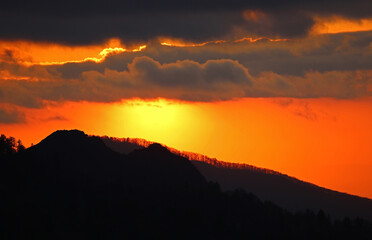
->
<box><xmin>100</xmin><ymin>135</ymin><xmax>372</xmax><ymax>220</ymax></box>
<box><xmin>1</xmin><ymin>129</ymin><xmax>372</xmax><ymax>239</ymax></box>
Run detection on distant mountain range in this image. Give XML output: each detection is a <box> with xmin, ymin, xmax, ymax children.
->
<box><xmin>0</xmin><ymin>130</ymin><xmax>371</xmax><ymax>239</ymax></box>
<box><xmin>101</xmin><ymin>135</ymin><xmax>372</xmax><ymax>220</ymax></box>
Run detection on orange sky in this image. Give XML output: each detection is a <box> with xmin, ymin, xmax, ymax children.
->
<box><xmin>0</xmin><ymin>38</ymin><xmax>146</xmax><ymax>65</ymax></box>
<box><xmin>2</xmin><ymin>97</ymin><xmax>372</xmax><ymax>198</ymax></box>
<box><xmin>1</xmin><ymin>16</ymin><xmax>372</xmax><ymax>199</ymax></box>
<box><xmin>311</xmin><ymin>17</ymin><xmax>372</xmax><ymax>34</ymax></box>
<box><xmin>4</xmin><ymin>16</ymin><xmax>372</xmax><ymax>66</ymax></box>
<box><xmin>1</xmin><ymin>16</ymin><xmax>371</xmax><ymax>66</ymax></box>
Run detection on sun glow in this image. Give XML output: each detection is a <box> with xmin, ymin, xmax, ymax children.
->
<box><xmin>0</xmin><ymin>38</ymin><xmax>147</xmax><ymax>66</ymax></box>
<box><xmin>159</xmin><ymin>36</ymin><xmax>288</xmax><ymax>47</ymax></box>
<box><xmin>112</xmin><ymin>99</ymin><xmax>205</xmax><ymax>145</ymax></box>
<box><xmin>2</xmin><ymin>98</ymin><xmax>372</xmax><ymax>198</ymax></box>
<box><xmin>311</xmin><ymin>17</ymin><xmax>372</xmax><ymax>34</ymax></box>
<box><xmin>159</xmin><ymin>38</ymin><xmax>226</xmax><ymax>47</ymax></box>
<box><xmin>35</xmin><ymin>45</ymin><xmax>147</xmax><ymax>66</ymax></box>
<box><xmin>0</xmin><ymin>36</ymin><xmax>290</xmax><ymax>67</ymax></box>
<box><xmin>233</xmin><ymin>37</ymin><xmax>289</xmax><ymax>43</ymax></box>
<box><xmin>0</xmin><ymin>70</ymin><xmax>33</xmax><ymax>81</ymax></box>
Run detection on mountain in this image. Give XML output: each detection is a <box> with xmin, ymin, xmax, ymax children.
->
<box><xmin>101</xmin><ymin>136</ymin><xmax>372</xmax><ymax>220</ymax></box>
<box><xmin>0</xmin><ymin>130</ymin><xmax>207</xmax><ymax>239</ymax></box>
<box><xmin>10</xmin><ymin>130</ymin><xmax>205</xmax><ymax>191</ymax></box>
<box><xmin>101</xmin><ymin>135</ymin><xmax>144</xmax><ymax>154</ymax></box>
<box><xmin>0</xmin><ymin>130</ymin><xmax>371</xmax><ymax>239</ymax></box>
<box><xmin>192</xmin><ymin>160</ymin><xmax>372</xmax><ymax>220</ymax></box>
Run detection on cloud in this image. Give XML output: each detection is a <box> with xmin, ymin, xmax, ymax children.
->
<box><xmin>0</xmin><ymin>57</ymin><xmax>253</xmax><ymax>106</ymax></box>
<box><xmin>0</xmin><ymin>108</ymin><xmax>25</xmax><ymax>124</ymax></box>
<box><xmin>47</xmin><ymin>31</ymin><xmax>372</xmax><ymax>78</ymax></box>
<box><xmin>2</xmin><ymin>0</ymin><xmax>371</xmax><ymax>17</ymax></box>
<box><xmin>0</xmin><ymin>31</ymin><xmax>371</xmax><ymax>106</ymax></box>
<box><xmin>0</xmin><ymin>11</ymin><xmax>246</xmax><ymax>45</ymax></box>
<box><xmin>0</xmin><ymin>55</ymin><xmax>371</xmax><ymax>108</ymax></box>
<box><xmin>129</xmin><ymin>56</ymin><xmax>252</xmax><ymax>87</ymax></box>
<box><xmin>0</xmin><ymin>0</ymin><xmax>371</xmax><ymax>44</ymax></box>
<box><xmin>81</xmin><ymin>57</ymin><xmax>253</xmax><ymax>101</ymax></box>
<box><xmin>250</xmin><ymin>70</ymin><xmax>372</xmax><ymax>98</ymax></box>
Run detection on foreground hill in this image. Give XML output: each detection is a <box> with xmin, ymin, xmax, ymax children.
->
<box><xmin>192</xmin><ymin>160</ymin><xmax>372</xmax><ymax>220</ymax></box>
<box><xmin>102</xmin><ymin>136</ymin><xmax>372</xmax><ymax>220</ymax></box>
<box><xmin>0</xmin><ymin>130</ymin><xmax>371</xmax><ymax>239</ymax></box>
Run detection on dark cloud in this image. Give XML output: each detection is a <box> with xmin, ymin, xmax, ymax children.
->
<box><xmin>0</xmin><ymin>0</ymin><xmax>370</xmax><ymax>44</ymax></box>
<box><xmin>0</xmin><ymin>108</ymin><xmax>25</xmax><ymax>124</ymax></box>
<box><xmin>2</xmin><ymin>0</ymin><xmax>371</xmax><ymax>17</ymax></box>
<box><xmin>0</xmin><ymin>57</ymin><xmax>254</xmax><ymax>105</ymax></box>
<box><xmin>249</xmin><ymin>70</ymin><xmax>372</xmax><ymax>99</ymax></box>
<box><xmin>131</xmin><ymin>56</ymin><xmax>252</xmax><ymax>87</ymax></box>
<box><xmin>50</xmin><ymin>31</ymin><xmax>372</xmax><ymax>77</ymax></box>
<box><xmin>0</xmin><ymin>11</ymin><xmax>246</xmax><ymax>45</ymax></box>
<box><xmin>0</xmin><ymin>80</ymin><xmax>44</xmax><ymax>108</ymax></box>
<box><xmin>0</xmin><ymin>31</ymin><xmax>371</xmax><ymax>106</ymax></box>
<box><xmin>0</xmin><ymin>56</ymin><xmax>371</xmax><ymax>107</ymax></box>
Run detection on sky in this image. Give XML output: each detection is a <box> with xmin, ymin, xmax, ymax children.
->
<box><xmin>1</xmin><ymin>0</ymin><xmax>372</xmax><ymax>198</ymax></box>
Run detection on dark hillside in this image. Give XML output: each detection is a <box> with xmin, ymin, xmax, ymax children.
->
<box><xmin>101</xmin><ymin>136</ymin><xmax>372</xmax><ymax>220</ymax></box>
<box><xmin>0</xmin><ymin>130</ymin><xmax>371</xmax><ymax>239</ymax></box>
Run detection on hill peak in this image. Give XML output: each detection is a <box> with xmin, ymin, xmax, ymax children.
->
<box><xmin>48</xmin><ymin>129</ymin><xmax>87</xmax><ymax>138</ymax></box>
<box><xmin>147</xmin><ymin>143</ymin><xmax>169</xmax><ymax>152</ymax></box>
<box><xmin>34</xmin><ymin>129</ymin><xmax>107</xmax><ymax>154</ymax></box>
<box><xmin>40</xmin><ymin>129</ymin><xmax>88</xmax><ymax>143</ymax></box>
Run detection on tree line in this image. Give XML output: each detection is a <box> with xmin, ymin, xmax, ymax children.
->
<box><xmin>0</xmin><ymin>134</ymin><xmax>25</xmax><ymax>156</ymax></box>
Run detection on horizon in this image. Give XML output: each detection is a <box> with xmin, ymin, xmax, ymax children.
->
<box><xmin>3</xmin><ymin>103</ymin><xmax>372</xmax><ymax>200</ymax></box>
<box><xmin>1</xmin><ymin>0</ymin><xmax>372</xmax><ymax>200</ymax></box>
<box><xmin>4</xmin><ymin>127</ymin><xmax>372</xmax><ymax>238</ymax></box>
<box><xmin>5</xmin><ymin>127</ymin><xmax>372</xmax><ymax>203</ymax></box>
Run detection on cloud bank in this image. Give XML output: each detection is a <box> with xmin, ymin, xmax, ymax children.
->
<box><xmin>0</xmin><ymin>23</ymin><xmax>371</xmax><ymax>124</ymax></box>
<box><xmin>0</xmin><ymin>0</ymin><xmax>371</xmax><ymax>44</ymax></box>
<box><xmin>1</xmin><ymin>55</ymin><xmax>371</xmax><ymax>110</ymax></box>
<box><xmin>0</xmin><ymin>108</ymin><xmax>25</xmax><ymax>124</ymax></box>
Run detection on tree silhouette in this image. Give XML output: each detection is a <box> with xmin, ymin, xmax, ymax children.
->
<box><xmin>0</xmin><ymin>134</ymin><xmax>25</xmax><ymax>156</ymax></box>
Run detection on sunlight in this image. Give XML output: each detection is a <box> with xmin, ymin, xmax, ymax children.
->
<box><xmin>2</xmin><ymin>97</ymin><xmax>372</xmax><ymax>198</ymax></box>
<box><xmin>311</xmin><ymin>17</ymin><xmax>372</xmax><ymax>34</ymax></box>
<box><xmin>111</xmin><ymin>99</ymin><xmax>198</xmax><ymax>144</ymax></box>
<box><xmin>0</xmin><ymin>38</ymin><xmax>147</xmax><ymax>66</ymax></box>
<box><xmin>125</xmin><ymin>99</ymin><xmax>183</xmax><ymax>132</ymax></box>
<box><xmin>159</xmin><ymin>37</ymin><xmax>226</xmax><ymax>47</ymax></box>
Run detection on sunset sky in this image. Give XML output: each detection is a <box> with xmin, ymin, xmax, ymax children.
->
<box><xmin>1</xmin><ymin>0</ymin><xmax>372</xmax><ymax>198</ymax></box>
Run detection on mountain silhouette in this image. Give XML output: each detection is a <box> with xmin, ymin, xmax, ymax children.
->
<box><xmin>15</xmin><ymin>130</ymin><xmax>205</xmax><ymax>192</ymax></box>
<box><xmin>102</xmin><ymin>135</ymin><xmax>372</xmax><ymax>220</ymax></box>
<box><xmin>0</xmin><ymin>130</ymin><xmax>372</xmax><ymax>240</ymax></box>
<box><xmin>192</xmin><ymin>160</ymin><xmax>372</xmax><ymax>220</ymax></box>
<box><xmin>101</xmin><ymin>135</ymin><xmax>143</xmax><ymax>154</ymax></box>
